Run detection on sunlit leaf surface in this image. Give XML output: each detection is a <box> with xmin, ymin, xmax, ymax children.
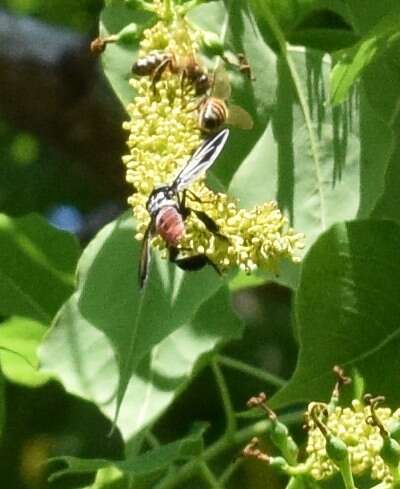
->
<box><xmin>39</xmin><ymin>213</ymin><xmax>243</xmax><ymax>441</ymax></box>
<box><xmin>272</xmin><ymin>220</ymin><xmax>400</xmax><ymax>407</ymax></box>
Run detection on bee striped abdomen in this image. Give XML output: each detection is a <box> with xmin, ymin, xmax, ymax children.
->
<box><xmin>156</xmin><ymin>206</ymin><xmax>185</xmax><ymax>246</ymax></box>
<box><xmin>199</xmin><ymin>97</ymin><xmax>228</xmax><ymax>132</ymax></box>
<box><xmin>132</xmin><ymin>51</ymin><xmax>173</xmax><ymax>76</ymax></box>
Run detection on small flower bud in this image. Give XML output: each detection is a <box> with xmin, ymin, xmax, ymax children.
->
<box><xmin>326</xmin><ymin>434</ymin><xmax>349</xmax><ymax>464</ymax></box>
<box><xmin>381</xmin><ymin>437</ymin><xmax>400</xmax><ymax>469</ymax></box>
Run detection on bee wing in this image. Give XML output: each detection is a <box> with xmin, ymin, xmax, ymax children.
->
<box><xmin>172</xmin><ymin>128</ymin><xmax>230</xmax><ymax>192</ymax></box>
<box><xmin>139</xmin><ymin>224</ymin><xmax>153</xmax><ymax>289</ymax></box>
<box><xmin>227</xmin><ymin>105</ymin><xmax>254</xmax><ymax>130</ymax></box>
<box><xmin>213</xmin><ymin>64</ymin><xmax>231</xmax><ymax>99</ymax></box>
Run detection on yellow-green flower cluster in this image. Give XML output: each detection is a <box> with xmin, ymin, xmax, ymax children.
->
<box><xmin>122</xmin><ymin>0</ymin><xmax>304</xmax><ymax>273</ymax></box>
<box><xmin>305</xmin><ymin>400</ymin><xmax>400</xmax><ymax>482</ymax></box>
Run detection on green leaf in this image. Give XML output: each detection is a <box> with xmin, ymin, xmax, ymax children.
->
<box><xmin>272</xmin><ymin>220</ymin><xmax>400</xmax><ymax>407</ymax></box>
<box><xmin>0</xmin><ymin>367</ymin><xmax>5</xmax><ymax>440</ymax></box>
<box><xmin>358</xmin><ymin>39</ymin><xmax>400</xmax><ymax>223</ymax></box>
<box><xmin>0</xmin><ymin>213</ymin><xmax>79</xmax><ymax>324</ymax></box>
<box><xmin>289</xmin><ymin>28</ymin><xmax>358</xmax><ymax>53</ymax></box>
<box><xmin>249</xmin><ymin>0</ymin><xmax>352</xmax><ymax>39</ymax></box>
<box><xmin>228</xmin><ymin>48</ymin><xmax>360</xmax><ymax>288</ymax></box>
<box><xmin>49</xmin><ymin>427</ymin><xmax>205</xmax><ymax>487</ymax></box>
<box><xmin>330</xmin><ymin>13</ymin><xmax>400</xmax><ymax>106</ymax></box>
<box><xmin>39</xmin><ymin>212</ymin><xmax>243</xmax><ymax>441</ymax></box>
<box><xmin>345</xmin><ymin>0</ymin><xmax>400</xmax><ymax>34</ymax></box>
<box><xmin>0</xmin><ymin>317</ymin><xmax>50</xmax><ymax>387</ymax></box>
<box><xmin>358</xmin><ymin>87</ymin><xmax>393</xmax><ymax>218</ymax></box>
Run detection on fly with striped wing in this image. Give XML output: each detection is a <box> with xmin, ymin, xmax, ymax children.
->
<box><xmin>139</xmin><ymin>128</ymin><xmax>230</xmax><ymax>289</ymax></box>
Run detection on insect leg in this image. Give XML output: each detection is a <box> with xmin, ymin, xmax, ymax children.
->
<box><xmin>180</xmin><ymin>190</ymin><xmax>228</xmax><ymax>240</ymax></box>
<box><xmin>185</xmin><ymin>189</ymin><xmax>214</xmax><ymax>205</ymax></box>
<box><xmin>151</xmin><ymin>57</ymin><xmax>172</xmax><ymax>88</ymax></box>
<box><xmin>191</xmin><ymin>209</ymin><xmax>228</xmax><ymax>241</ymax></box>
<box><xmin>169</xmin><ymin>247</ymin><xmax>222</xmax><ymax>275</ymax></box>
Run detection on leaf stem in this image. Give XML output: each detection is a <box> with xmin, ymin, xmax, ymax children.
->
<box><xmin>216</xmin><ymin>354</ymin><xmax>286</xmax><ymax>388</ymax></box>
<box><xmin>212</xmin><ymin>357</ymin><xmax>236</xmax><ymax>436</ymax></box>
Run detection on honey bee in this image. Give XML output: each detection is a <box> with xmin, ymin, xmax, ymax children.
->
<box><xmin>132</xmin><ymin>51</ymin><xmax>210</xmax><ymax>95</ymax></box>
<box><xmin>181</xmin><ymin>57</ymin><xmax>211</xmax><ymax>95</ymax></box>
<box><xmin>198</xmin><ymin>65</ymin><xmax>254</xmax><ymax>133</ymax></box>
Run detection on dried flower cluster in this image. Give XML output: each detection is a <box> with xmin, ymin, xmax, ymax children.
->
<box><xmin>122</xmin><ymin>0</ymin><xmax>304</xmax><ymax>274</ymax></box>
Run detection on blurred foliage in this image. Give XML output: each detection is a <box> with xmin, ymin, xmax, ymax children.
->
<box><xmin>0</xmin><ymin>119</ymin><xmax>111</xmax><ymax>217</ymax></box>
<box><xmin>2</xmin><ymin>0</ymin><xmax>103</xmax><ymax>32</ymax></box>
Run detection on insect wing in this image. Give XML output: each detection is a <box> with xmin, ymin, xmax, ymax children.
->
<box><xmin>173</xmin><ymin>128</ymin><xmax>229</xmax><ymax>192</ymax></box>
<box><xmin>227</xmin><ymin>104</ymin><xmax>254</xmax><ymax>130</ymax></box>
<box><xmin>212</xmin><ymin>64</ymin><xmax>231</xmax><ymax>100</ymax></box>
<box><xmin>139</xmin><ymin>224</ymin><xmax>153</xmax><ymax>289</ymax></box>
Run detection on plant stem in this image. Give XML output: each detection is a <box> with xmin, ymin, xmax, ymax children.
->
<box><xmin>212</xmin><ymin>357</ymin><xmax>236</xmax><ymax>436</ymax></box>
<box><xmin>156</xmin><ymin>411</ymin><xmax>303</xmax><ymax>489</ymax></box>
<box><xmin>199</xmin><ymin>462</ymin><xmax>223</xmax><ymax>489</ymax></box>
<box><xmin>338</xmin><ymin>455</ymin><xmax>357</xmax><ymax>489</ymax></box>
<box><xmin>218</xmin><ymin>458</ymin><xmax>242</xmax><ymax>485</ymax></box>
<box><xmin>145</xmin><ymin>430</ymin><xmax>161</xmax><ymax>448</ymax></box>
<box><xmin>216</xmin><ymin>354</ymin><xmax>286</xmax><ymax>388</ymax></box>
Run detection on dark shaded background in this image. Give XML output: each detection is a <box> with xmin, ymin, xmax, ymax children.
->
<box><xmin>0</xmin><ymin>2</ymin><xmax>296</xmax><ymax>488</ymax></box>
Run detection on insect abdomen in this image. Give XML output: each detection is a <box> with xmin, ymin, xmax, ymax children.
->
<box><xmin>199</xmin><ymin>97</ymin><xmax>228</xmax><ymax>132</ymax></box>
<box><xmin>132</xmin><ymin>51</ymin><xmax>172</xmax><ymax>76</ymax></box>
<box><xmin>156</xmin><ymin>207</ymin><xmax>185</xmax><ymax>246</ymax></box>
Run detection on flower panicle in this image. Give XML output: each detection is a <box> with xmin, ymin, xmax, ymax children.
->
<box><xmin>122</xmin><ymin>0</ymin><xmax>304</xmax><ymax>276</ymax></box>
<box><xmin>244</xmin><ymin>367</ymin><xmax>400</xmax><ymax>487</ymax></box>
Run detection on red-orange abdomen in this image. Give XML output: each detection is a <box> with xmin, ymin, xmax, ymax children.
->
<box><xmin>155</xmin><ymin>207</ymin><xmax>185</xmax><ymax>246</ymax></box>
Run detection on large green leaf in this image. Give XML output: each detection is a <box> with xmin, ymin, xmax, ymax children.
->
<box><xmin>272</xmin><ymin>220</ymin><xmax>400</xmax><ymax>407</ymax></box>
<box><xmin>0</xmin><ymin>214</ymin><xmax>79</xmax><ymax>324</ymax></box>
<box><xmin>0</xmin><ymin>316</ymin><xmax>50</xmax><ymax>387</ymax></box>
<box><xmin>358</xmin><ymin>38</ymin><xmax>400</xmax><ymax>223</ymax></box>
<box><xmin>39</xmin><ymin>212</ymin><xmax>243</xmax><ymax>441</ymax></box>
<box><xmin>357</xmin><ymin>87</ymin><xmax>393</xmax><ymax>218</ymax></box>
<box><xmin>49</xmin><ymin>426</ymin><xmax>205</xmax><ymax>488</ymax></box>
<box><xmin>330</xmin><ymin>13</ymin><xmax>400</xmax><ymax>106</ymax></box>
<box><xmin>228</xmin><ymin>48</ymin><xmax>360</xmax><ymax>287</ymax></box>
